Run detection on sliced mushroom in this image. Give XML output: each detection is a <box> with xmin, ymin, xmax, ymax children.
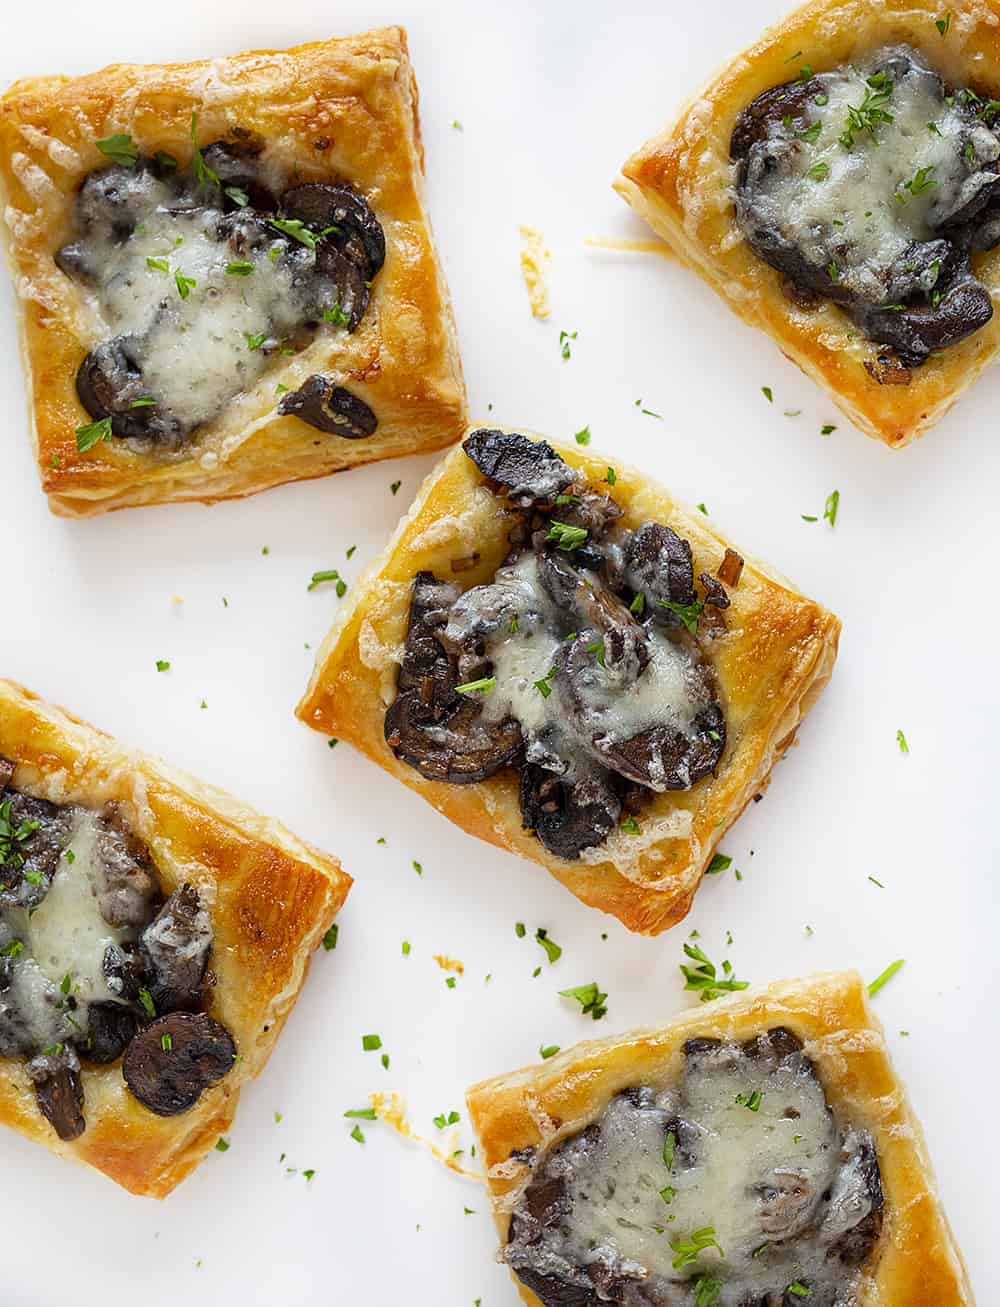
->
<box><xmin>624</xmin><ymin>522</ymin><xmax>695</xmax><ymax>622</ymax></box>
<box><xmin>386</xmin><ymin>691</ymin><xmax>523</xmax><ymax>785</ymax></box>
<box><xmin>200</xmin><ymin>140</ymin><xmax>276</xmax><ymax>211</ymax></box>
<box><xmin>278</xmin><ymin>377</ymin><xmax>378</xmax><ymax>438</ymax></box>
<box><xmin>94</xmin><ymin>805</ymin><xmax>161</xmax><ymax>929</ymax></box>
<box><xmin>139</xmin><ymin>884</ymin><xmax>212</xmax><ymax>1014</ymax></box>
<box><xmin>822</xmin><ymin>1130</ymin><xmax>885</xmax><ymax>1265</ymax></box>
<box><xmin>122</xmin><ymin>1012</ymin><xmax>235</xmax><ymax>1116</ymax></box>
<box><xmin>83</xmin><ymin>1001</ymin><xmax>143</xmax><ymax>1065</ymax></box>
<box><xmin>396</xmin><ymin>572</ymin><xmax>463</xmax><ymax>696</ymax></box>
<box><xmin>0</xmin><ymin>790</ymin><xmax>73</xmax><ymax>910</ymax></box>
<box><xmin>102</xmin><ymin>942</ymin><xmax>145</xmax><ymax>1002</ymax></box>
<box><xmin>519</xmin><ymin>764</ymin><xmax>621</xmax><ymax>860</ymax></box>
<box><xmin>281</xmin><ymin>182</ymin><xmax>386</xmax><ymax>276</ymax></box>
<box><xmin>27</xmin><ymin>1046</ymin><xmax>85</xmax><ymax>1141</ymax></box>
<box><xmin>463</xmin><ymin>429</ymin><xmax>577</xmax><ymax>505</ymax></box>
<box><xmin>76</xmin><ymin>339</ymin><xmax>185</xmax><ymax>444</ymax></box>
<box><xmin>538</xmin><ymin>550</ymin><xmax>650</xmax><ymax>683</ymax></box>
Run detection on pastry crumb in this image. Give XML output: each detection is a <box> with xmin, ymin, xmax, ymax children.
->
<box><xmin>584</xmin><ymin>235</ymin><xmax>676</xmax><ymax>260</ymax></box>
<box><xmin>519</xmin><ymin>225</ymin><xmax>551</xmax><ymax>319</ymax></box>
<box><xmin>170</xmin><ymin>594</ymin><xmax>184</xmax><ymax>605</ymax></box>
<box><xmin>368</xmin><ymin>1092</ymin><xmax>481</xmax><ymax>1180</ymax></box>
<box><xmin>433</xmin><ymin>954</ymin><xmax>465</xmax><ymax>974</ymax></box>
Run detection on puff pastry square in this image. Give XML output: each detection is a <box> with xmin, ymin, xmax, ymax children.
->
<box><xmin>0</xmin><ymin>28</ymin><xmax>466</xmax><ymax>515</ymax></box>
<box><xmin>467</xmin><ymin>971</ymin><xmax>974</xmax><ymax>1307</ymax></box>
<box><xmin>616</xmin><ymin>0</ymin><xmax>1000</xmax><ymax>448</ymax></box>
<box><xmin>0</xmin><ymin>678</ymin><xmax>350</xmax><ymax>1196</ymax></box>
<box><xmin>296</xmin><ymin>430</ymin><xmax>840</xmax><ymax>935</ymax></box>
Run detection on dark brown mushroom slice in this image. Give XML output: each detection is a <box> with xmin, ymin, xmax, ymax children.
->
<box><xmin>103</xmin><ymin>942</ymin><xmax>145</xmax><ymax>1002</ymax></box>
<box><xmin>280</xmin><ymin>182</ymin><xmax>386</xmax><ymax>275</ymax></box>
<box><xmin>538</xmin><ymin>550</ymin><xmax>650</xmax><ymax>681</ymax></box>
<box><xmin>550</xmin><ymin>490</ymin><xmax>623</xmax><ymax>542</ymax></box>
<box><xmin>76</xmin><ymin>339</ymin><xmax>185</xmax><ymax>444</ymax></box>
<box><xmin>312</xmin><ymin>245</ymin><xmax>370</xmax><ymax>329</ymax></box>
<box><xmin>730</xmin><ymin>75</ymin><xmax>825</xmax><ymax>163</ymax></box>
<box><xmin>0</xmin><ymin>790</ymin><xmax>73</xmax><ymax>910</ymax></box>
<box><xmin>699</xmin><ymin>572</ymin><xmax>730</xmax><ymax>609</ymax></box>
<box><xmin>27</xmin><ymin>1047</ymin><xmax>85</xmax><ymax>1141</ymax></box>
<box><xmin>599</xmin><ymin>702</ymin><xmax>726</xmax><ymax>792</ymax></box>
<box><xmin>385</xmin><ymin>691</ymin><xmax>523</xmax><ymax>785</ymax></box>
<box><xmin>463</xmin><ymin>429</ymin><xmax>577</xmax><ymax>506</ymax></box>
<box><xmin>83</xmin><ymin>1002</ymin><xmax>143</xmax><ymax>1065</ymax></box>
<box><xmin>139</xmin><ymin>883</ymin><xmax>212</xmax><ymax>1014</ymax></box>
<box><xmin>624</xmin><ymin>522</ymin><xmax>696</xmax><ymax>622</ymax></box>
<box><xmin>123</xmin><ymin>1012</ymin><xmax>236</xmax><ymax>1116</ymax></box>
<box><xmin>200</xmin><ymin>140</ymin><xmax>277</xmax><ymax>211</ymax></box>
<box><xmin>94</xmin><ymin>804</ymin><xmax>161</xmax><ymax>930</ymax></box>
<box><xmin>855</xmin><ymin>265</ymin><xmax>993</xmax><ymax>365</ymax></box>
<box><xmin>396</xmin><ymin>572</ymin><xmax>462</xmax><ymax>696</ymax></box>
<box><xmin>826</xmin><ymin>1132</ymin><xmax>885</xmax><ymax>1266</ymax></box>
<box><xmin>278</xmin><ymin>376</ymin><xmax>377</xmax><ymax>438</ymax></box>
<box><xmin>519</xmin><ymin>764</ymin><xmax>621</xmax><ymax>861</ymax></box>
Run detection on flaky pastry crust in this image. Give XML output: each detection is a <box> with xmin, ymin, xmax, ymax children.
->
<box><xmin>296</xmin><ymin>430</ymin><xmax>840</xmax><ymax>935</ymax></box>
<box><xmin>616</xmin><ymin>0</ymin><xmax>1000</xmax><ymax>448</ymax></box>
<box><xmin>0</xmin><ymin>28</ymin><xmax>466</xmax><ymax>515</ymax></box>
<box><xmin>467</xmin><ymin>971</ymin><xmax>975</xmax><ymax>1306</ymax></box>
<box><xmin>0</xmin><ymin>677</ymin><xmax>351</xmax><ymax>1196</ymax></box>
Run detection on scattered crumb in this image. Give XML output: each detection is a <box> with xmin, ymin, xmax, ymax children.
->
<box><xmin>518</xmin><ymin>224</ymin><xmax>551</xmax><ymax>319</ymax></box>
<box><xmin>368</xmin><ymin>1092</ymin><xmax>481</xmax><ymax>1180</ymax></box>
<box><xmin>433</xmin><ymin>954</ymin><xmax>465</xmax><ymax>975</ymax></box>
<box><xmin>170</xmin><ymin>594</ymin><xmax>184</xmax><ymax>606</ymax></box>
<box><xmin>583</xmin><ymin>235</ymin><xmax>676</xmax><ymax>261</ymax></box>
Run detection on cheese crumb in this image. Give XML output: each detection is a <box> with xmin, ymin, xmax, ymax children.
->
<box><xmin>518</xmin><ymin>224</ymin><xmax>551</xmax><ymax>319</ymax></box>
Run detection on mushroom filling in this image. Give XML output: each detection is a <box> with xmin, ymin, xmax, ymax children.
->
<box><xmin>732</xmin><ymin>45</ymin><xmax>1000</xmax><ymax>366</ymax></box>
<box><xmin>57</xmin><ymin>139</ymin><xmax>384</xmax><ymax>447</ymax></box>
<box><xmin>384</xmin><ymin>431</ymin><xmax>730</xmax><ymax>860</ymax></box>
<box><xmin>0</xmin><ymin>760</ymin><xmax>233</xmax><ymax>1139</ymax></box>
<box><xmin>505</xmin><ymin>1030</ymin><xmax>883</xmax><ymax>1307</ymax></box>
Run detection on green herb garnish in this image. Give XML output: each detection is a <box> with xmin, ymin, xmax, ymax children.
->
<box><xmin>559</xmin><ymin>981</ymin><xmax>608</xmax><ymax>1020</ymax></box>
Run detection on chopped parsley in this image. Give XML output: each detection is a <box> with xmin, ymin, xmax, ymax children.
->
<box><xmin>138</xmin><ymin>988</ymin><xmax>156</xmax><ymax>1019</ymax></box>
<box><xmin>75</xmin><ymin>416</ymin><xmax>113</xmax><ymax>453</ymax></box>
<box><xmin>432</xmin><ymin>1110</ymin><xmax>460</xmax><ymax>1129</ymax></box>
<box><xmin>574</xmin><ymin>425</ymin><xmax>591</xmax><ymax>445</ymax></box>
<box><xmin>269</xmin><ymin>217</ymin><xmax>320</xmax><ymax>250</ymax></box>
<box><xmin>412</xmin><ymin>860</ymin><xmax>423</xmax><ymax>875</ymax></box>
<box><xmin>670</xmin><ymin>1226</ymin><xmax>724</xmax><ymax>1270</ymax></box>
<box><xmin>936</xmin><ymin>11</ymin><xmax>951</xmax><ymax>36</ymax></box>
<box><xmin>322</xmin><ymin>924</ymin><xmax>339</xmax><ymax>951</ymax></box>
<box><xmin>799</xmin><ymin>121</ymin><xmax>822</xmax><ymax>145</ymax></box>
<box><xmin>350</xmin><ymin>1124</ymin><xmax>366</xmax><ymax>1144</ymax></box>
<box><xmin>605</xmin><ymin>466</ymin><xmax>617</xmax><ymax>486</ymax></box>
<box><xmin>559</xmin><ymin>329</ymin><xmax>577</xmax><ymax>360</ymax></box>
<box><xmin>629</xmin><ymin>592</ymin><xmax>646</xmax><ymax>616</ymax></box>
<box><xmin>539</xmin><ymin>1044</ymin><xmax>560</xmax><ymax>1059</ymax></box>
<box><xmin>308</xmin><ymin>569</ymin><xmax>347</xmax><ymax>596</ymax></box>
<box><xmin>0</xmin><ymin>803</ymin><xmax>39</xmax><ymax>870</ymax></box>
<box><xmin>215</xmin><ymin>1138</ymin><xmax>232</xmax><ymax>1154</ymax></box>
<box><xmin>245</xmin><ymin>332</ymin><xmax>267</xmax><ymax>351</ymax></box>
<box><xmin>155</xmin><ymin>659</ymin><xmax>170</xmax><ymax>673</ymax></box>
<box><xmin>559</xmin><ymin>981</ymin><xmax>608</xmax><ymax>1020</ymax></box>
<box><xmin>735</xmin><ymin>1089</ymin><xmax>763</xmax><ymax>1111</ymax></box>
<box><xmin>868</xmin><ymin>875</ymin><xmax>885</xmax><ymax>888</ymax></box>
<box><xmin>693</xmin><ymin>1277</ymin><xmax>722</xmax><ymax>1307</ymax></box>
<box><xmin>546</xmin><ymin>520</ymin><xmax>589</xmax><ymax>551</ymax></box>
<box><xmin>390</xmin><ymin>481</ymin><xmax>402</xmax><ymax>495</ymax></box>
<box><xmin>402</xmin><ymin>940</ymin><xmax>411</xmax><ymax>955</ymax></box>
<box><xmin>787</xmin><ymin>1283</ymin><xmax>811</xmax><ymax>1299</ymax></box>
<box><xmin>146</xmin><ymin>256</ymin><xmax>169</xmax><ymax>273</ymax></box>
<box><xmin>705</xmin><ymin>853</ymin><xmax>732</xmax><ymax>875</ymax></box>
<box><xmin>896</xmin><ymin>729</ymin><xmax>909</xmax><ymax>753</ymax></box>
<box><xmin>820</xmin><ymin>423</ymin><xmax>837</xmax><ymax>436</ymax></box>
<box><xmin>840</xmin><ymin>73</ymin><xmax>895</xmax><ymax>150</ymax></box>
<box><xmin>867</xmin><ymin>959</ymin><xmax>904</xmax><ymax>997</ymax></box>
<box><xmin>515</xmin><ymin>922</ymin><xmax>526</xmax><ymax>938</ymax></box>
<box><xmin>225</xmin><ymin>186</ymin><xmax>250</xmax><ymax>208</ymax></box>
<box><xmin>174</xmin><ymin>269</ymin><xmax>196</xmax><ymax>299</ymax></box>
<box><xmin>323</xmin><ymin>301</ymin><xmax>351</xmax><ymax>326</ymax></box>
<box><xmin>823</xmin><ymin>489</ymin><xmax>840</xmax><ymax>526</ymax></box>
<box><xmin>225</xmin><ymin>261</ymin><xmax>254</xmax><ymax>276</ymax></box>
<box><xmin>634</xmin><ymin>398</ymin><xmax>663</xmax><ymax>418</ymax></box>
<box><xmin>533</xmin><ymin>667</ymin><xmax>557</xmax><ymax>698</ymax></box>
<box><xmin>535</xmin><ymin>928</ymin><xmax>562</xmax><ymax>964</ymax></box>
<box><xmin>657</xmin><ymin>596</ymin><xmax>704</xmax><ymax>634</ymax></box>
<box><xmin>680</xmin><ymin>942</ymin><xmax>749</xmax><ymax>1002</ymax></box>
<box><xmin>189</xmin><ymin>113</ymin><xmax>220</xmax><ymax>188</ymax></box>
<box><xmin>807</xmin><ymin>160</ymin><xmax>830</xmax><ymax>181</ymax></box>
<box><xmin>344</xmin><ymin>1107</ymin><xmax>377</xmax><ymax>1121</ymax></box>
<box><xmin>903</xmin><ymin>165</ymin><xmax>937</xmax><ymax>197</ymax></box>
<box><xmin>96</xmin><ymin>133</ymin><xmax>138</xmax><ymax>167</ymax></box>
<box><xmin>663</xmin><ymin>1130</ymin><xmax>676</xmax><ymax>1170</ymax></box>
<box><xmin>761</xmin><ymin>386</ymin><xmax>773</xmax><ymax>403</ymax></box>
<box><xmin>361</xmin><ymin>1033</ymin><xmax>382</xmax><ymax>1051</ymax></box>
<box><xmin>455</xmin><ymin>676</ymin><xmax>496</xmax><ymax>695</ymax></box>
<box><xmin>620</xmin><ymin>816</ymin><xmax>641</xmax><ymax>835</ymax></box>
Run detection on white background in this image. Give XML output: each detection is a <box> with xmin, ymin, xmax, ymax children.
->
<box><xmin>0</xmin><ymin>2</ymin><xmax>994</xmax><ymax>1303</ymax></box>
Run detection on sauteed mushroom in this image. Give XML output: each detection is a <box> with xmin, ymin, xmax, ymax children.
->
<box><xmin>123</xmin><ymin>1012</ymin><xmax>235</xmax><ymax>1116</ymax></box>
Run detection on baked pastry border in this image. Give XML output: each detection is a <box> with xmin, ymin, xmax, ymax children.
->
<box><xmin>466</xmin><ymin>970</ymin><xmax>975</xmax><ymax>1307</ymax></box>
<box><xmin>0</xmin><ymin>677</ymin><xmax>351</xmax><ymax>1197</ymax></box>
<box><xmin>615</xmin><ymin>0</ymin><xmax>1000</xmax><ymax>448</ymax></box>
<box><xmin>0</xmin><ymin>27</ymin><xmax>467</xmax><ymax>515</ymax></box>
<box><xmin>297</xmin><ymin>429</ymin><xmax>840</xmax><ymax>935</ymax></box>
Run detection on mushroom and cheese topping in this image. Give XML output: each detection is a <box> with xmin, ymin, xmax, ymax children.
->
<box><xmin>0</xmin><ymin>760</ymin><xmax>233</xmax><ymax>1139</ymax></box>
<box><xmin>733</xmin><ymin>45</ymin><xmax>1000</xmax><ymax>366</ymax></box>
<box><xmin>505</xmin><ymin>1029</ymin><xmax>883</xmax><ymax>1307</ymax></box>
<box><xmin>57</xmin><ymin>136</ymin><xmax>384</xmax><ymax>448</ymax></box>
<box><xmin>384</xmin><ymin>431</ymin><xmax>731</xmax><ymax>861</ymax></box>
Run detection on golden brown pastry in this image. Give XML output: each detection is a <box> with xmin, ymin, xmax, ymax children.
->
<box><xmin>467</xmin><ymin>971</ymin><xmax>975</xmax><ymax>1307</ymax></box>
<box><xmin>616</xmin><ymin>0</ymin><xmax>1000</xmax><ymax>448</ymax></box>
<box><xmin>0</xmin><ymin>677</ymin><xmax>350</xmax><ymax>1196</ymax></box>
<box><xmin>0</xmin><ymin>28</ymin><xmax>466</xmax><ymax>515</ymax></box>
<box><xmin>297</xmin><ymin>428</ymin><xmax>840</xmax><ymax>935</ymax></box>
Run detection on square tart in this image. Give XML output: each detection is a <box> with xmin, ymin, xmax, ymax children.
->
<box><xmin>296</xmin><ymin>430</ymin><xmax>840</xmax><ymax>936</ymax></box>
<box><xmin>0</xmin><ymin>677</ymin><xmax>351</xmax><ymax>1197</ymax></box>
<box><xmin>616</xmin><ymin>0</ymin><xmax>1000</xmax><ymax>448</ymax></box>
<box><xmin>466</xmin><ymin>971</ymin><xmax>975</xmax><ymax>1307</ymax></box>
<box><xmin>0</xmin><ymin>27</ymin><xmax>466</xmax><ymax>515</ymax></box>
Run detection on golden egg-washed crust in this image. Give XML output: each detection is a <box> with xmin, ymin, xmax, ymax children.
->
<box><xmin>0</xmin><ymin>27</ymin><xmax>466</xmax><ymax>515</ymax></box>
<box><xmin>467</xmin><ymin>971</ymin><xmax>975</xmax><ymax>1307</ymax></box>
<box><xmin>297</xmin><ymin>429</ymin><xmax>840</xmax><ymax>935</ymax></box>
<box><xmin>0</xmin><ymin>678</ymin><xmax>351</xmax><ymax>1196</ymax></box>
<box><xmin>616</xmin><ymin>0</ymin><xmax>1000</xmax><ymax>448</ymax></box>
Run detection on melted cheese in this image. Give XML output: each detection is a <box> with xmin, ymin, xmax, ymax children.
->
<box><xmin>744</xmin><ymin>47</ymin><xmax>1000</xmax><ymax>302</ymax></box>
<box><xmin>509</xmin><ymin>1040</ymin><xmax>878</xmax><ymax>1305</ymax></box>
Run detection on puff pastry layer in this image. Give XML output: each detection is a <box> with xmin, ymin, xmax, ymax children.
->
<box><xmin>0</xmin><ymin>677</ymin><xmax>350</xmax><ymax>1196</ymax></box>
<box><xmin>296</xmin><ymin>430</ymin><xmax>840</xmax><ymax>935</ymax></box>
<box><xmin>616</xmin><ymin>0</ymin><xmax>1000</xmax><ymax>448</ymax></box>
<box><xmin>0</xmin><ymin>28</ymin><xmax>466</xmax><ymax>515</ymax></box>
<box><xmin>467</xmin><ymin>971</ymin><xmax>975</xmax><ymax>1307</ymax></box>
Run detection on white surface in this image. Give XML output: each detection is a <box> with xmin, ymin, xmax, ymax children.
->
<box><xmin>0</xmin><ymin>2</ymin><xmax>994</xmax><ymax>1304</ymax></box>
